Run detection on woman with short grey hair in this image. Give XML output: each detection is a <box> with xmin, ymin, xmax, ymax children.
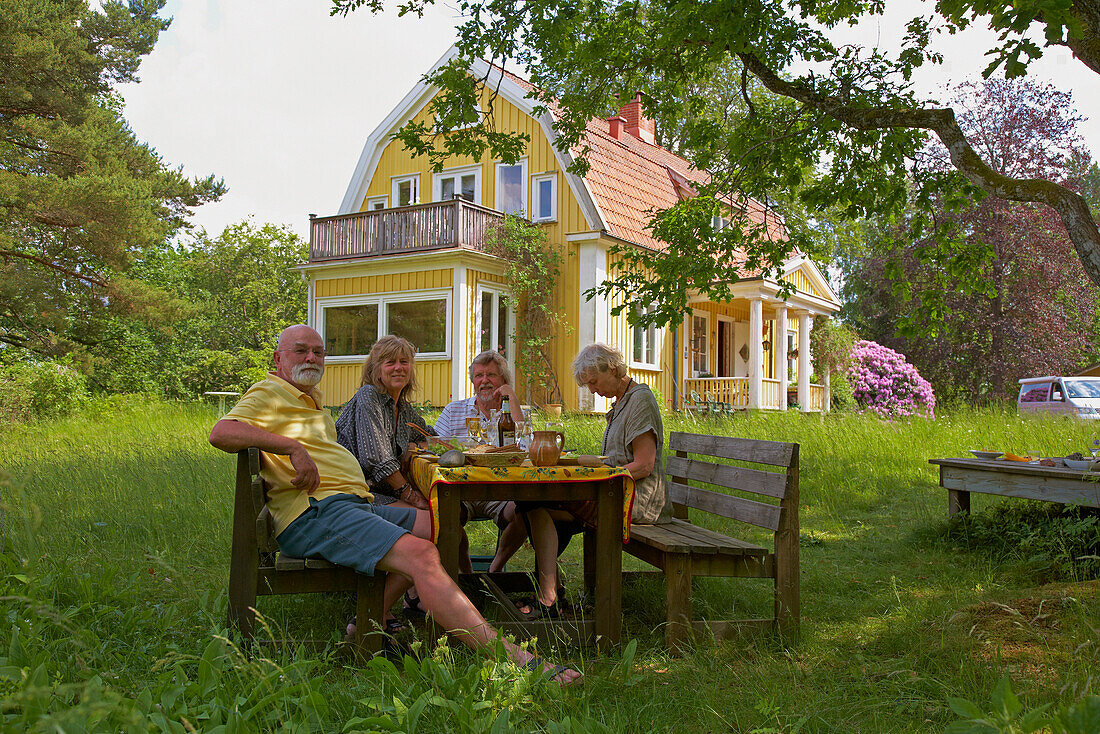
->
<box><xmin>515</xmin><ymin>342</ymin><xmax>670</xmax><ymax>620</ymax></box>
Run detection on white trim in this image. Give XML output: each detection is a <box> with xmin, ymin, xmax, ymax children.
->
<box><xmin>566</xmin><ymin>231</ymin><xmax>603</xmax><ymax>242</ymax></box>
<box><xmin>474</xmin><ymin>284</ymin><xmax>516</xmax><ymax>376</ymax></box>
<box><xmin>530</xmin><ymin>171</ymin><xmax>557</xmax><ymax>222</ymax></box>
<box><xmin>689</xmin><ymin>310</ymin><xmax>711</xmax><ymax>378</ymax></box>
<box><xmin>629</xmin><ymin>303</ymin><xmax>661</xmax><ymax>370</ymax></box>
<box><xmin>432</xmin><ymin>164</ymin><xmax>482</xmax><ymax>205</ymax></box>
<box><xmin>749</xmin><ymin>297</ymin><xmax>763</xmax><ymax>409</ymax></box>
<box><xmin>781</xmin><ymin>255</ymin><xmax>841</xmax><ymax>304</ymax></box>
<box><xmin>452</xmin><ymin>264</ymin><xmax>467</xmax><ymax>401</ymax></box>
<box><xmin>365</xmin><ymin>195</ymin><xmax>388</xmax><ymax>211</ymax></box>
<box><xmin>391</xmin><ymin>174</ymin><xmax>420</xmax><ymax>207</ymax></box>
<box><xmin>774</xmin><ymin>305</ymin><xmax>788</xmax><ymax>410</ymax></box>
<box><xmin>298</xmin><ymin>248</ymin><xmax>506</xmax><ymax>279</ymax></box>
<box><xmin>315</xmin><ymin>288</ymin><xmax>452</xmax><ymax>362</ymax></box>
<box><xmin>797</xmin><ymin>311</ymin><xmax>811</xmax><ymax>411</ymax></box>
<box><xmin>495</xmin><ymin>157</ymin><xmax>528</xmax><ymax>216</ymax></box>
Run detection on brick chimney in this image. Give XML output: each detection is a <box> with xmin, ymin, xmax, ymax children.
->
<box><xmin>607</xmin><ymin>115</ymin><xmax>626</xmax><ymax>140</ymax></box>
<box><xmin>618</xmin><ymin>93</ymin><xmax>655</xmax><ymax>144</ymax></box>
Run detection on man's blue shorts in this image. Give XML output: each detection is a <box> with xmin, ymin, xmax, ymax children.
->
<box><xmin>276</xmin><ymin>494</ymin><xmax>418</xmax><ymax>576</ymax></box>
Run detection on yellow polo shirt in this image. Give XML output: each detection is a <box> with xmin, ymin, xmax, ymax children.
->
<box><xmin>224</xmin><ymin>373</ymin><xmax>373</xmax><ymax>535</ymax></box>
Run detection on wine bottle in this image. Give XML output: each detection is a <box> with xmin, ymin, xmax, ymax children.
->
<box><xmin>497</xmin><ymin>397</ymin><xmax>515</xmax><ymax>447</ymax></box>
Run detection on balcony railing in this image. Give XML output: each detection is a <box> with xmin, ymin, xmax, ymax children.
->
<box><xmin>684</xmin><ymin>376</ymin><xmax>825</xmax><ymax>411</ymax></box>
<box><xmin>309</xmin><ymin>199</ymin><xmax>504</xmax><ymax>262</ymax></box>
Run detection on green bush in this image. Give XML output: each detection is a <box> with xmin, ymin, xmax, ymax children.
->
<box><xmin>0</xmin><ymin>360</ymin><xmax>88</xmax><ymax>422</ymax></box>
<box><xmin>829</xmin><ymin>371</ymin><xmax>855</xmax><ymax>411</ymax></box>
<box><xmin>940</xmin><ymin>501</ymin><xmax>1100</xmax><ymax>582</ymax></box>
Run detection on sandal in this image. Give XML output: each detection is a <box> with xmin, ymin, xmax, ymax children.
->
<box><xmin>344</xmin><ymin>615</ymin><xmax>407</xmax><ymax>641</ymax></box>
<box><xmin>521</xmin><ymin>655</ymin><xmax>583</xmax><ymax>687</ymax></box>
<box><xmin>403</xmin><ymin>590</ymin><xmax>428</xmax><ymax>620</ymax></box>
<box><xmin>515</xmin><ymin>597</ymin><xmax>561</xmax><ymax>621</ymax></box>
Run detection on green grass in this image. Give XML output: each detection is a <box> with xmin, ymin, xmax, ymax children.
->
<box><xmin>2</xmin><ymin>399</ymin><xmax>1099</xmax><ymax>731</ymax></box>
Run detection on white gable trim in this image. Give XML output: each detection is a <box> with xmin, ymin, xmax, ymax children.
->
<box><xmin>781</xmin><ymin>255</ymin><xmax>840</xmax><ymax>304</ymax></box>
<box><xmin>338</xmin><ymin>45</ymin><xmax>605</xmax><ymax>232</ymax></box>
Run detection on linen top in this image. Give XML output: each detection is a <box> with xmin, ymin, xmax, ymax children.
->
<box><xmin>335</xmin><ymin>384</ymin><xmax>434</xmax><ymax>497</ymax></box>
<box><xmin>603</xmin><ymin>381</ymin><xmax>671</xmax><ymax>524</ymax></box>
<box><xmin>434</xmin><ymin>396</ymin><xmax>480</xmax><ymax>437</ymax></box>
<box><xmin>223</xmin><ymin>373</ymin><xmax>372</xmax><ymax>536</ymax></box>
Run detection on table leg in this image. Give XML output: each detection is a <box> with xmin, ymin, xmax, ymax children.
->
<box><xmin>948</xmin><ymin>488</ymin><xmax>970</xmax><ymax>516</ymax></box>
<box><xmin>593</xmin><ymin>478</ymin><xmax>623</xmax><ymax>647</ymax></box>
<box><xmin>436</xmin><ymin>486</ymin><xmax>462</xmax><ymax>578</ymax></box>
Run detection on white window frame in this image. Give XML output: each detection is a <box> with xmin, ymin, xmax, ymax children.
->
<box><xmin>690</xmin><ymin>310</ymin><xmax>711</xmax><ymax>377</ymax></box>
<box><xmin>316</xmin><ymin>289</ymin><xmax>451</xmax><ymax>363</ymax></box>
<box><xmin>630</xmin><ymin>303</ymin><xmax>660</xmax><ymax>370</ymax></box>
<box><xmin>392</xmin><ymin>174</ymin><xmax>420</xmax><ymax>208</ymax></box>
<box><xmin>530</xmin><ymin>171</ymin><xmax>557</xmax><ymax>222</ymax></box>
<box><xmin>432</xmin><ymin>164</ymin><xmax>482</xmax><ymax>204</ymax></box>
<box><xmin>366</xmin><ymin>195</ymin><xmax>388</xmax><ymax>211</ymax></box>
<box><xmin>475</xmin><ymin>285</ymin><xmax>515</xmax><ymax>370</ymax></box>
<box><xmin>495</xmin><ymin>158</ymin><xmax>528</xmax><ymax>216</ymax></box>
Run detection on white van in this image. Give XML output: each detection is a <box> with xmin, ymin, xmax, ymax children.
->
<box><xmin>1017</xmin><ymin>376</ymin><xmax>1100</xmax><ymax>419</ymax></box>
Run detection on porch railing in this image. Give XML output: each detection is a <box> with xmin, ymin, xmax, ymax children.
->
<box><xmin>684</xmin><ymin>376</ymin><xmax>825</xmax><ymax>411</ymax></box>
<box><xmin>309</xmin><ymin>199</ymin><xmax>504</xmax><ymax>262</ymax></box>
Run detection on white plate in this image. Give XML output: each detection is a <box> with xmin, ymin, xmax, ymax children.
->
<box><xmin>969</xmin><ymin>450</ymin><xmax>1003</xmax><ymax>460</ymax></box>
<box><xmin>1064</xmin><ymin>458</ymin><xmax>1098</xmax><ymax>471</ymax></box>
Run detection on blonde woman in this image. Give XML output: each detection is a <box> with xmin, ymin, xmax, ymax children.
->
<box><xmin>336</xmin><ymin>335</ymin><xmax>433</xmax><ymax>511</ymax></box>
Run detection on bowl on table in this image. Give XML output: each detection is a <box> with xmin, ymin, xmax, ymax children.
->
<box><xmin>438</xmin><ymin>436</ymin><xmax>480</xmax><ymax>451</ymax></box>
<box><xmin>1064</xmin><ymin>458</ymin><xmax>1099</xmax><ymax>471</ymax></box>
<box><xmin>969</xmin><ymin>450</ymin><xmax>1003</xmax><ymax>460</ymax></box>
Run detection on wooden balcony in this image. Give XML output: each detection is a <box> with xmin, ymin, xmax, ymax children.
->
<box><xmin>309</xmin><ymin>199</ymin><xmax>504</xmax><ymax>262</ymax></box>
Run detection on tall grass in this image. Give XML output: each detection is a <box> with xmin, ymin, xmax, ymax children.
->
<box><xmin>2</xmin><ymin>398</ymin><xmax>1098</xmax><ymax>731</ymax></box>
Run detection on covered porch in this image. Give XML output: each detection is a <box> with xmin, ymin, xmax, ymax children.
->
<box><xmin>673</xmin><ymin>275</ymin><xmax>838</xmax><ymax>413</ymax></box>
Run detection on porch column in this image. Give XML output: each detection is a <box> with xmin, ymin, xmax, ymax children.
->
<box><xmin>749</xmin><ymin>297</ymin><xmax>763</xmax><ymax>409</ymax></box>
<box><xmin>824</xmin><ymin>369</ymin><xmax>832</xmax><ymax>413</ymax></box>
<box><xmin>775</xmin><ymin>305</ymin><xmax>788</xmax><ymax>411</ymax></box>
<box><xmin>797</xmin><ymin>311</ymin><xmax>811</xmax><ymax>412</ymax></box>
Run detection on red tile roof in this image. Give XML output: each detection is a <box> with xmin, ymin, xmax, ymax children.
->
<box><xmin>494</xmin><ymin>65</ymin><xmax>787</xmax><ymax>258</ymax></box>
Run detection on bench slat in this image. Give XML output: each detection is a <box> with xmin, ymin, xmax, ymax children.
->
<box><xmin>629</xmin><ymin>519</ymin><xmax>767</xmax><ymax>556</ymax></box>
<box><xmin>663</xmin><ymin>518</ymin><xmax>768</xmax><ymax>555</ymax></box>
<box><xmin>669</xmin><ymin>481</ymin><xmax>782</xmax><ymax>531</ymax></box>
<box><xmin>665</xmin><ymin>456</ymin><xmax>788</xmax><ymax>499</ymax></box>
<box><xmin>670</xmin><ymin>432</ymin><xmax>795</xmax><ymax>467</ymax></box>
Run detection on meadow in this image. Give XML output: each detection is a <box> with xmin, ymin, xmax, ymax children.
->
<box><xmin>1</xmin><ymin>399</ymin><xmax>1098</xmax><ymax>732</ymax></box>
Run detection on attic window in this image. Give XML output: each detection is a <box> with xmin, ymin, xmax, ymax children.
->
<box><xmin>531</xmin><ymin>172</ymin><xmax>556</xmax><ymax>221</ymax></box>
<box><xmin>393</xmin><ymin>175</ymin><xmax>420</xmax><ymax>207</ymax></box>
<box><xmin>433</xmin><ymin>165</ymin><xmax>480</xmax><ymax>204</ymax></box>
<box><xmin>496</xmin><ymin>159</ymin><xmax>528</xmax><ymax>216</ymax></box>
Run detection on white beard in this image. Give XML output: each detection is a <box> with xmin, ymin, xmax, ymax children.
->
<box><xmin>293</xmin><ymin>364</ymin><xmax>323</xmax><ymax>387</ymax></box>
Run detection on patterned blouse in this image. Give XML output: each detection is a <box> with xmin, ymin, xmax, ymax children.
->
<box><xmin>335</xmin><ymin>384</ymin><xmax>435</xmax><ymax>500</ymax></box>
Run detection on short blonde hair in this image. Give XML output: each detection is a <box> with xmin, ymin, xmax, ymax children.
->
<box><xmin>469</xmin><ymin>350</ymin><xmax>512</xmax><ymax>385</ymax></box>
<box><xmin>571</xmin><ymin>342</ymin><xmax>628</xmax><ymax>384</ymax></box>
<box><xmin>361</xmin><ymin>335</ymin><xmax>418</xmax><ymax>401</ymax></box>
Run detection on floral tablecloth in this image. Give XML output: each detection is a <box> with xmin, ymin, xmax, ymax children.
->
<box><xmin>409</xmin><ymin>455</ymin><xmax>635</xmax><ymax>543</ymax></box>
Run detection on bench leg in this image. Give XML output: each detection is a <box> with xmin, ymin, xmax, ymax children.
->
<box><xmin>353</xmin><ymin>572</ymin><xmax>387</xmax><ymax>660</ymax></box>
<box><xmin>664</xmin><ymin>554</ymin><xmax>693</xmax><ymax>652</ymax></box>
<box><xmin>227</xmin><ymin>555</ymin><xmax>259</xmax><ymax>643</ymax></box>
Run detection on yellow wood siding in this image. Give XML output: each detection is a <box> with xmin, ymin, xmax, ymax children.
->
<box><xmin>318</xmin><ymin>360</ymin><xmax>452</xmax><ymax>408</ymax></box>
<box><xmin>315</xmin><ymin>268</ymin><xmax>453</xmax><ymax>297</ymax></box>
<box><xmin>781</xmin><ymin>267</ymin><xmax>826</xmax><ymax>300</ymax></box>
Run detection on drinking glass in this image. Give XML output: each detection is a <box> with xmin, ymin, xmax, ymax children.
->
<box><xmin>517</xmin><ymin>420</ymin><xmax>534</xmax><ymax>452</ymax></box>
<box><xmin>483</xmin><ymin>410</ymin><xmax>499</xmax><ymax>446</ymax></box>
<box><xmin>1027</xmin><ymin>448</ymin><xmax>1041</xmax><ymax>463</ymax></box>
<box><xmin>465</xmin><ymin>416</ymin><xmax>483</xmax><ymax>443</ymax></box>
<box><xmin>1090</xmin><ymin>439</ymin><xmax>1099</xmax><ymax>460</ymax></box>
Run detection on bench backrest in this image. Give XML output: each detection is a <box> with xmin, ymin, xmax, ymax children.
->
<box><xmin>666</xmin><ymin>432</ymin><xmax>799</xmax><ymax>533</ymax></box>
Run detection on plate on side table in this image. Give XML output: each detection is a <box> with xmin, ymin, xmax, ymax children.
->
<box><xmin>969</xmin><ymin>450</ymin><xmax>1004</xmax><ymax>460</ymax></box>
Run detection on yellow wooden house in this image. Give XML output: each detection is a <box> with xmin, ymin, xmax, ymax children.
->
<box><xmin>302</xmin><ymin>46</ymin><xmax>841</xmax><ymax>412</ymax></box>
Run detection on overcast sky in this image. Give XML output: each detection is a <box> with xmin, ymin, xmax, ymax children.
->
<box><xmin>118</xmin><ymin>1</ymin><xmax>1100</xmax><ymax>241</ymax></box>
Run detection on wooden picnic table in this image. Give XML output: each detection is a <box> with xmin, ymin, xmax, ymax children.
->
<box><xmin>409</xmin><ymin>454</ymin><xmax>633</xmax><ymax>648</ymax></box>
<box><xmin>929</xmin><ymin>457</ymin><xmax>1100</xmax><ymax>515</ymax></box>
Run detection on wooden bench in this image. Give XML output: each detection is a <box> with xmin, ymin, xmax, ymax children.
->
<box><xmin>623</xmin><ymin>432</ymin><xmax>800</xmax><ymax>648</ymax></box>
<box><xmin>227</xmin><ymin>448</ymin><xmax>387</xmax><ymax>658</ymax></box>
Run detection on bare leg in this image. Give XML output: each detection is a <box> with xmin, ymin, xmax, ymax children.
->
<box><xmin>525</xmin><ymin>508</ymin><xmax>561</xmax><ymax>607</ymax></box>
<box><xmin>376</xmin><ymin>534</ymin><xmax>581</xmax><ymax>685</ymax></box>
<box><xmin>488</xmin><ymin>503</ymin><xmax>526</xmax><ymax>573</ymax></box>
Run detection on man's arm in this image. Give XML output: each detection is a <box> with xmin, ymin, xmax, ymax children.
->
<box><xmin>209</xmin><ymin>418</ymin><xmax>320</xmax><ymax>493</ymax></box>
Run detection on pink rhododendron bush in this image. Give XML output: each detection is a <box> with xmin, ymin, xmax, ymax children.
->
<box><xmin>846</xmin><ymin>340</ymin><xmax>936</xmax><ymax>418</ymax></box>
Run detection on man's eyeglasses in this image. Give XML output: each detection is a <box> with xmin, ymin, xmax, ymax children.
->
<box><xmin>280</xmin><ymin>346</ymin><xmax>326</xmax><ymax>358</ymax></box>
